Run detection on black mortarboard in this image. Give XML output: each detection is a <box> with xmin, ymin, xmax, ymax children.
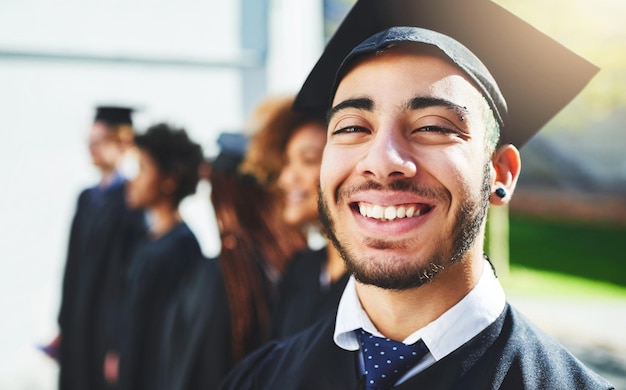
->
<box><xmin>293</xmin><ymin>0</ymin><xmax>599</xmax><ymax>147</ymax></box>
<box><xmin>212</xmin><ymin>132</ymin><xmax>250</xmax><ymax>175</ymax></box>
<box><xmin>94</xmin><ymin>106</ymin><xmax>134</xmax><ymax>126</ymax></box>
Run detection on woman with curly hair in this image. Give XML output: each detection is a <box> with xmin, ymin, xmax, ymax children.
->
<box><xmin>110</xmin><ymin>123</ymin><xmax>206</xmax><ymax>390</ymax></box>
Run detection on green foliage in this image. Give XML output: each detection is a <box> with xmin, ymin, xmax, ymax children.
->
<box><xmin>504</xmin><ymin>266</ymin><xmax>626</xmax><ymax>300</ymax></box>
<box><xmin>508</xmin><ymin>215</ymin><xmax>626</xmax><ymax>287</ymax></box>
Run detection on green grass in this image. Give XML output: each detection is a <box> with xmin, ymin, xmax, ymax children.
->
<box><xmin>502</xmin><ymin>265</ymin><xmax>626</xmax><ymax>300</ymax></box>
<box><xmin>508</xmin><ymin>215</ymin><xmax>626</xmax><ymax>287</ymax></box>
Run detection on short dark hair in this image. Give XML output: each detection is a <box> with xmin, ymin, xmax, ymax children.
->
<box><xmin>134</xmin><ymin>123</ymin><xmax>204</xmax><ymax>207</ymax></box>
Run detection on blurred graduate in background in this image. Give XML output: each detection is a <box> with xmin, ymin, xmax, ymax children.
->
<box><xmin>207</xmin><ymin>132</ymin><xmax>306</xmax><ymax>359</ymax></box>
<box><xmin>113</xmin><ymin>123</ymin><xmax>206</xmax><ymax>390</ymax></box>
<box><xmin>241</xmin><ymin>96</ymin><xmax>349</xmax><ymax>340</ymax></box>
<box><xmin>57</xmin><ymin>106</ymin><xmax>148</xmax><ymax>390</ymax></box>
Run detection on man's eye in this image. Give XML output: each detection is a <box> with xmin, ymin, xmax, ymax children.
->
<box><xmin>415</xmin><ymin>125</ymin><xmax>454</xmax><ymax>134</ymax></box>
<box><xmin>332</xmin><ymin>126</ymin><xmax>369</xmax><ymax>135</ymax></box>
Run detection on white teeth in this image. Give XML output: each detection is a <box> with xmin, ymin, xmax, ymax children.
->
<box><xmin>371</xmin><ymin>205</ymin><xmax>384</xmax><ymax>219</ymax></box>
<box><xmin>357</xmin><ymin>202</ymin><xmax>423</xmax><ymax>221</ymax></box>
<box><xmin>384</xmin><ymin>206</ymin><xmax>396</xmax><ymax>220</ymax></box>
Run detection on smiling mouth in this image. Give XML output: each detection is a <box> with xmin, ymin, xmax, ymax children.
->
<box><xmin>354</xmin><ymin>202</ymin><xmax>433</xmax><ymax>221</ymax></box>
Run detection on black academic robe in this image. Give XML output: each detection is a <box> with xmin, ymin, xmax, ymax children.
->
<box><xmin>58</xmin><ymin>180</ymin><xmax>147</xmax><ymax>390</ymax></box>
<box><xmin>272</xmin><ymin>247</ymin><xmax>350</xmax><ymax>339</ymax></box>
<box><xmin>118</xmin><ymin>223</ymin><xmax>205</xmax><ymax>390</ymax></box>
<box><xmin>219</xmin><ymin>304</ymin><xmax>614</xmax><ymax>390</ymax></box>
<box><xmin>157</xmin><ymin>257</ymin><xmax>234</xmax><ymax>390</ymax></box>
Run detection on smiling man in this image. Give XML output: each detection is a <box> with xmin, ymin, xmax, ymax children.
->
<box><xmin>219</xmin><ymin>0</ymin><xmax>613</xmax><ymax>389</ymax></box>
<box><xmin>321</xmin><ymin>43</ymin><xmax>499</xmax><ymax>296</ymax></box>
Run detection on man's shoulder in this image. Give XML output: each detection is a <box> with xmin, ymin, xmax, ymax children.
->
<box><xmin>504</xmin><ymin>304</ymin><xmax>588</xmax><ymax>361</ymax></box>
<box><xmin>75</xmin><ymin>186</ymin><xmax>94</xmax><ymax>205</ymax></box>
<box><xmin>394</xmin><ymin>304</ymin><xmax>613</xmax><ymax>389</ymax></box>
<box><xmin>498</xmin><ymin>305</ymin><xmax>614</xmax><ymax>389</ymax></box>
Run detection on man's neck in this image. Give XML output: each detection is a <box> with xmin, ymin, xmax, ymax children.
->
<box><xmin>355</xmin><ymin>256</ymin><xmax>484</xmax><ymax>341</ymax></box>
<box><xmin>99</xmin><ymin>168</ymin><xmax>118</xmax><ymax>187</ymax></box>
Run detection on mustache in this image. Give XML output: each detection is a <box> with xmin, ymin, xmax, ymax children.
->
<box><xmin>337</xmin><ymin>179</ymin><xmax>449</xmax><ymax>203</ymax></box>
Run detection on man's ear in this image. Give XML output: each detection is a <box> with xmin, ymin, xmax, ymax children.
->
<box><xmin>489</xmin><ymin>144</ymin><xmax>521</xmax><ymax>206</ymax></box>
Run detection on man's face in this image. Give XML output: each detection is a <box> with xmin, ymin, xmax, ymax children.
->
<box><xmin>88</xmin><ymin>121</ymin><xmax>122</xmax><ymax>171</ymax></box>
<box><xmin>319</xmin><ymin>45</ymin><xmax>492</xmax><ymax>290</ymax></box>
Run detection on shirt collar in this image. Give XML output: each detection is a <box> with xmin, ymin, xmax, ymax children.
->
<box><xmin>334</xmin><ymin>259</ymin><xmax>506</xmax><ymax>361</ymax></box>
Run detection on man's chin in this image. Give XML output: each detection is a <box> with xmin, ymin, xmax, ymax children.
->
<box><xmin>347</xmin><ymin>258</ymin><xmax>446</xmax><ymax>291</ymax></box>
<box><xmin>352</xmin><ymin>272</ymin><xmax>439</xmax><ymax>291</ymax></box>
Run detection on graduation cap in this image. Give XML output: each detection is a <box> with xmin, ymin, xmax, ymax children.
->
<box><xmin>94</xmin><ymin>106</ymin><xmax>134</xmax><ymax>126</ymax></box>
<box><xmin>293</xmin><ymin>0</ymin><xmax>599</xmax><ymax>147</ymax></box>
<box><xmin>211</xmin><ymin>132</ymin><xmax>250</xmax><ymax>175</ymax></box>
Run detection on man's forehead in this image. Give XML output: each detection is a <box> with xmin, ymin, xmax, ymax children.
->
<box><xmin>333</xmin><ymin>49</ymin><xmax>480</xmax><ymax>114</ymax></box>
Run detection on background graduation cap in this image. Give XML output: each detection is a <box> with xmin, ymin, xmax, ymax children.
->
<box><xmin>211</xmin><ymin>132</ymin><xmax>250</xmax><ymax>176</ymax></box>
<box><xmin>293</xmin><ymin>0</ymin><xmax>599</xmax><ymax>147</ymax></box>
<box><xmin>94</xmin><ymin>105</ymin><xmax>135</xmax><ymax>126</ymax></box>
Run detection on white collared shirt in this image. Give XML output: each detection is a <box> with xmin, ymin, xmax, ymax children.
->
<box><xmin>333</xmin><ymin>260</ymin><xmax>506</xmax><ymax>384</ymax></box>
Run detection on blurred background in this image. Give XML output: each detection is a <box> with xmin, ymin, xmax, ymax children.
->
<box><xmin>0</xmin><ymin>0</ymin><xmax>624</xmax><ymax>388</ymax></box>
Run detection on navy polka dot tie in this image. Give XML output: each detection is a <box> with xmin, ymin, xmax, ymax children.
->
<box><xmin>358</xmin><ymin>329</ymin><xmax>429</xmax><ymax>390</ymax></box>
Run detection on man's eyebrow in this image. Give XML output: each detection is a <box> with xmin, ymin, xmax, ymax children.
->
<box><xmin>407</xmin><ymin>96</ymin><xmax>469</xmax><ymax>119</ymax></box>
<box><xmin>327</xmin><ymin>97</ymin><xmax>374</xmax><ymax>123</ymax></box>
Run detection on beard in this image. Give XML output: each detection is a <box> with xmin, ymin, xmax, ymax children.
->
<box><xmin>318</xmin><ymin>162</ymin><xmax>491</xmax><ymax>291</ymax></box>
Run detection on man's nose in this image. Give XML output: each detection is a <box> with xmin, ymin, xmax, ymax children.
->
<box><xmin>355</xmin><ymin>128</ymin><xmax>417</xmax><ymax>180</ymax></box>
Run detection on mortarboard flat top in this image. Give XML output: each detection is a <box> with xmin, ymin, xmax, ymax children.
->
<box><xmin>94</xmin><ymin>106</ymin><xmax>134</xmax><ymax>126</ymax></box>
<box><xmin>293</xmin><ymin>0</ymin><xmax>599</xmax><ymax>147</ymax></box>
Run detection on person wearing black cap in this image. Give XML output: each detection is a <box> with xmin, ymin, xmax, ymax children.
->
<box><xmin>91</xmin><ymin>106</ymin><xmax>137</xmax><ymax>183</ymax></box>
<box><xmin>219</xmin><ymin>0</ymin><xmax>613</xmax><ymax>389</ymax></box>
<box><xmin>57</xmin><ymin>106</ymin><xmax>148</xmax><ymax>390</ymax></box>
<box><xmin>114</xmin><ymin>123</ymin><xmax>206</xmax><ymax>390</ymax></box>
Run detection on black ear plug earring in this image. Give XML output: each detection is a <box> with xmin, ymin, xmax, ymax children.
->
<box><xmin>495</xmin><ymin>188</ymin><xmax>507</xmax><ymax>199</ymax></box>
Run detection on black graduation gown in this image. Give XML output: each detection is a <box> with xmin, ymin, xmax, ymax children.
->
<box><xmin>118</xmin><ymin>223</ymin><xmax>205</xmax><ymax>390</ymax></box>
<box><xmin>158</xmin><ymin>257</ymin><xmax>234</xmax><ymax>390</ymax></box>
<box><xmin>58</xmin><ymin>180</ymin><xmax>147</xmax><ymax>390</ymax></box>
<box><xmin>219</xmin><ymin>304</ymin><xmax>614</xmax><ymax>390</ymax></box>
<box><xmin>272</xmin><ymin>247</ymin><xmax>350</xmax><ymax>339</ymax></box>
